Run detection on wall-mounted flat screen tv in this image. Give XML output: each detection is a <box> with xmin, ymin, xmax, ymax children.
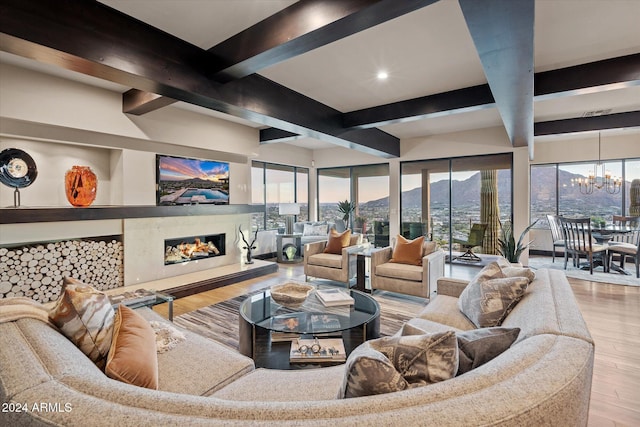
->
<box><xmin>156</xmin><ymin>154</ymin><xmax>229</xmax><ymax>205</ymax></box>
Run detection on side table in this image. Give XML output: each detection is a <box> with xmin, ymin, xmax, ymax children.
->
<box><xmin>276</xmin><ymin>233</ymin><xmax>303</xmax><ymax>263</ymax></box>
<box><xmin>355</xmin><ymin>246</ymin><xmax>383</xmax><ymax>293</ymax></box>
<box><xmin>110</xmin><ymin>290</ymin><xmax>174</xmax><ymax>321</ymax></box>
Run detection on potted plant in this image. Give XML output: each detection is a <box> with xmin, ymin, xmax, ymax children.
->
<box><xmin>497</xmin><ymin>219</ymin><xmax>539</xmax><ymax>264</ymax></box>
<box><xmin>337</xmin><ymin>200</ymin><xmax>356</xmax><ymax>229</ymax></box>
<box><xmin>590</xmin><ymin>216</ymin><xmax>606</xmax><ymax>229</ymax></box>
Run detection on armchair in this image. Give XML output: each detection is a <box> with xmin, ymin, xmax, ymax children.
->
<box><xmin>304</xmin><ymin>233</ymin><xmax>364</xmax><ymax>285</ymax></box>
<box><xmin>452</xmin><ymin>223</ymin><xmax>488</xmax><ymax>262</ymax></box>
<box><xmin>370</xmin><ymin>240</ymin><xmax>445</xmax><ymax>299</ymax></box>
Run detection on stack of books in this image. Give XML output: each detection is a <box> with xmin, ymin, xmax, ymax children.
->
<box><xmin>310</xmin><ymin>314</ymin><xmax>342</xmax><ymax>336</ymax></box>
<box><xmin>289</xmin><ymin>338</ymin><xmax>346</xmax><ymax>363</ymax></box>
<box><xmin>315</xmin><ymin>288</ymin><xmax>354</xmax><ymax>307</ymax></box>
<box><xmin>270</xmin><ymin>313</ymin><xmax>305</xmax><ymax>342</ymax></box>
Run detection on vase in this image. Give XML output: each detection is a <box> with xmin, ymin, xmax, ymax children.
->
<box><xmin>285</xmin><ymin>245</ymin><xmax>297</xmax><ymax>260</ymax></box>
<box><xmin>65</xmin><ymin>166</ymin><xmax>97</xmax><ymax>207</ymax></box>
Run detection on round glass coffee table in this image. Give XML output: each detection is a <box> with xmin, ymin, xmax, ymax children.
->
<box><xmin>239</xmin><ymin>286</ymin><xmax>380</xmax><ymax>369</ymax></box>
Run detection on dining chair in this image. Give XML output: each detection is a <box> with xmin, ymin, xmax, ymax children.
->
<box><xmin>612</xmin><ymin>215</ymin><xmax>640</xmax><ymax>228</ymax></box>
<box><xmin>608</xmin><ymin>215</ymin><xmax>640</xmax><ymax>278</ymax></box>
<box><xmin>559</xmin><ymin>217</ymin><xmax>608</xmax><ymax>275</ymax></box>
<box><xmin>546</xmin><ymin>214</ymin><xmax>566</xmax><ymax>264</ymax></box>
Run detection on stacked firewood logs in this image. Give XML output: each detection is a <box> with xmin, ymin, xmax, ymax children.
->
<box><xmin>0</xmin><ymin>239</ymin><xmax>124</xmax><ymax>303</ymax></box>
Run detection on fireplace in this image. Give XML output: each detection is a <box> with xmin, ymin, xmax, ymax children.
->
<box><xmin>164</xmin><ymin>233</ymin><xmax>225</xmax><ymax>265</ymax></box>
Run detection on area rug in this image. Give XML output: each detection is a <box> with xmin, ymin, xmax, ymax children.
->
<box><xmin>174</xmin><ymin>290</ymin><xmax>426</xmax><ymax>350</ymax></box>
<box><xmin>528</xmin><ymin>256</ymin><xmax>639</xmax><ymax>286</ymax></box>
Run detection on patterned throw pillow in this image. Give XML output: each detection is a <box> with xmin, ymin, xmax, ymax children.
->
<box><xmin>501</xmin><ymin>266</ymin><xmax>536</xmax><ymax>284</ymax></box>
<box><xmin>340</xmin><ymin>331</ymin><xmax>458</xmax><ymax>398</ymax></box>
<box><xmin>49</xmin><ymin>279</ymin><xmax>115</xmax><ymax>369</ymax></box>
<box><xmin>390</xmin><ymin>235</ymin><xmax>425</xmax><ymax>266</ymax></box>
<box><xmin>106</xmin><ymin>305</ymin><xmax>159</xmax><ymax>389</ymax></box>
<box><xmin>458</xmin><ymin>275</ymin><xmax>529</xmax><ymax>328</ymax></box>
<box><xmin>302</xmin><ymin>223</ymin><xmax>328</xmax><ymax>236</ymax></box>
<box><xmin>456</xmin><ymin>327</ymin><xmax>521</xmax><ymax>375</ymax></box>
<box><xmin>324</xmin><ymin>229</ymin><xmax>352</xmax><ymax>255</ymax></box>
<box><xmin>339</xmin><ymin>344</ymin><xmax>409</xmax><ymax>398</ymax></box>
<box><xmin>400</xmin><ymin>323</ymin><xmax>520</xmax><ymax>376</ymax></box>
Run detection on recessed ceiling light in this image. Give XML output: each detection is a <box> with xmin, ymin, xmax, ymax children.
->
<box><xmin>377</xmin><ymin>71</ymin><xmax>388</xmax><ymax>80</ymax></box>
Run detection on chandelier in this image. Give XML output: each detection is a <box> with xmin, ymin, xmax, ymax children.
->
<box><xmin>571</xmin><ymin>133</ymin><xmax>622</xmax><ymax>195</ymax></box>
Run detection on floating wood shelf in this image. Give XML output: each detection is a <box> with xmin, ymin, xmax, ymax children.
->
<box><xmin>0</xmin><ymin>204</ymin><xmax>264</xmax><ymax>224</ymax></box>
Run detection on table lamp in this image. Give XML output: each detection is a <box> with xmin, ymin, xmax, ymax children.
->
<box><xmin>279</xmin><ymin>203</ymin><xmax>300</xmax><ymax>234</ymax></box>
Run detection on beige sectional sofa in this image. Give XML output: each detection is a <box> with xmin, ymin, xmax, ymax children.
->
<box><xmin>0</xmin><ymin>266</ymin><xmax>593</xmax><ymax>426</ymax></box>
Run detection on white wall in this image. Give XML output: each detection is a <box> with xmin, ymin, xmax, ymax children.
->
<box><xmin>0</xmin><ymin>138</ymin><xmax>113</xmax><ymax>207</ymax></box>
<box><xmin>0</xmin><ymin>61</ymin><xmax>266</xmax><ymax>284</ymax></box>
<box><xmin>0</xmin><ymin>62</ymin><xmax>258</xmax><ymax>155</ymax></box>
<box><xmin>532</xmin><ymin>132</ymin><xmax>640</xmax><ymax>164</ymax></box>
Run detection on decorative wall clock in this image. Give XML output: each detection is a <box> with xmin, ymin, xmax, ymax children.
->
<box><xmin>0</xmin><ymin>148</ymin><xmax>38</xmax><ymax>207</ymax></box>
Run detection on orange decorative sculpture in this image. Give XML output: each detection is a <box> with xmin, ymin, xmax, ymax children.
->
<box><xmin>65</xmin><ymin>166</ymin><xmax>97</xmax><ymax>207</ymax></box>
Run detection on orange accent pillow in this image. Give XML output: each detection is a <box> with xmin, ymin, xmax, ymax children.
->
<box><xmin>105</xmin><ymin>305</ymin><xmax>159</xmax><ymax>390</ymax></box>
<box><xmin>390</xmin><ymin>235</ymin><xmax>425</xmax><ymax>266</ymax></box>
<box><xmin>324</xmin><ymin>229</ymin><xmax>352</xmax><ymax>255</ymax></box>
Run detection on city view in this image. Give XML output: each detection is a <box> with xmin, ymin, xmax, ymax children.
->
<box><xmin>253</xmin><ymin>163</ymin><xmax>637</xmax><ymax>253</ymax></box>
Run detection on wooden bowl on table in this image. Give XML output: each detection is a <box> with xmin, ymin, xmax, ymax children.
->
<box><xmin>269</xmin><ymin>282</ymin><xmax>314</xmax><ymax>308</ymax></box>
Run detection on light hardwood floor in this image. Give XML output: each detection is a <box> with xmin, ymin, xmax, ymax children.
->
<box><xmin>153</xmin><ymin>262</ymin><xmax>640</xmax><ymax>427</ymax></box>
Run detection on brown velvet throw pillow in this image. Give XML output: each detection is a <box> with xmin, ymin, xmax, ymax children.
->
<box><xmin>390</xmin><ymin>235</ymin><xmax>425</xmax><ymax>266</ymax></box>
<box><xmin>324</xmin><ymin>229</ymin><xmax>352</xmax><ymax>255</ymax></box>
<box><xmin>105</xmin><ymin>305</ymin><xmax>159</xmax><ymax>390</ymax></box>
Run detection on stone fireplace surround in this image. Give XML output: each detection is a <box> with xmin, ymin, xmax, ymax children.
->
<box><xmin>0</xmin><ymin>213</ymin><xmax>251</xmax><ymax>302</ymax></box>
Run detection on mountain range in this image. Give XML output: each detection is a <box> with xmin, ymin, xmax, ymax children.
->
<box><xmin>363</xmin><ymin>168</ymin><xmax>626</xmax><ymax>208</ymax></box>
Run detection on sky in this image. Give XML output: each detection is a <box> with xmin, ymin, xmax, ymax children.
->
<box><xmin>159</xmin><ymin>156</ymin><xmax>229</xmax><ymax>182</ymax></box>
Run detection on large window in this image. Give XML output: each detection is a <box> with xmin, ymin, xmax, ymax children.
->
<box><xmin>401</xmin><ymin>153</ymin><xmax>513</xmax><ymax>258</ymax></box>
<box><xmin>318</xmin><ymin>164</ymin><xmax>389</xmax><ymax>240</ymax></box>
<box><xmin>530</xmin><ymin>158</ymin><xmax>639</xmax><ymax>226</ymax></box>
<box><xmin>401</xmin><ymin>159</ymin><xmax>450</xmax><ymax>247</ymax></box>
<box><xmin>251</xmin><ymin>161</ymin><xmax>309</xmax><ymax>230</ymax></box>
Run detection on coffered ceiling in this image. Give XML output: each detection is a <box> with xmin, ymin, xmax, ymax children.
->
<box><xmin>1</xmin><ymin>0</ymin><xmax>639</xmax><ymax>157</ymax></box>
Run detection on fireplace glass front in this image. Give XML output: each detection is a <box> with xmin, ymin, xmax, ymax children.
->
<box><xmin>164</xmin><ymin>233</ymin><xmax>225</xmax><ymax>265</ymax></box>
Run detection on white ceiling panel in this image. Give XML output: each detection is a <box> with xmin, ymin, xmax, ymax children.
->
<box><xmin>258</xmin><ymin>0</ymin><xmax>486</xmax><ymax>112</ymax></box>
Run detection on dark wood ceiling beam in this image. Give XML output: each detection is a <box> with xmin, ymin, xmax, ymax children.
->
<box><xmin>534</xmin><ymin>111</ymin><xmax>640</xmax><ymax>136</ymax></box>
<box><xmin>210</xmin><ymin>0</ymin><xmax>441</xmax><ymax>82</ymax></box>
<box><xmin>459</xmin><ymin>0</ymin><xmax>535</xmax><ymax>156</ymax></box>
<box><xmin>343</xmin><ymin>54</ymin><xmax>640</xmax><ymax>132</ymax></box>
<box><xmin>122</xmin><ymin>92</ymin><xmax>178</xmax><ymax>116</ymax></box>
<box><xmin>535</xmin><ymin>54</ymin><xmax>640</xmax><ymax>99</ymax></box>
<box><xmin>343</xmin><ymin>84</ymin><xmax>495</xmax><ymax>129</ymax></box>
<box><xmin>260</xmin><ymin>128</ymin><xmax>301</xmax><ymax>144</ymax></box>
<box><xmin>124</xmin><ymin>0</ymin><xmax>440</xmax><ymax>115</ymax></box>
<box><xmin>0</xmin><ymin>0</ymin><xmax>399</xmax><ymax>157</ymax></box>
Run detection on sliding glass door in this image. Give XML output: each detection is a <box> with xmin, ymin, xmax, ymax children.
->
<box><xmin>401</xmin><ymin>159</ymin><xmax>450</xmax><ymax>248</ymax></box>
<box><xmin>401</xmin><ymin>153</ymin><xmax>512</xmax><ymax>261</ymax></box>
